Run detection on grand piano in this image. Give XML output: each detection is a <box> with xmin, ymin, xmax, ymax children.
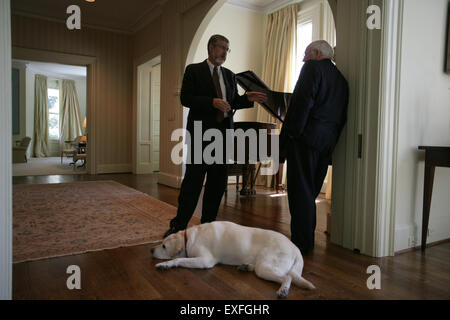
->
<box><xmin>228</xmin><ymin>71</ymin><xmax>292</xmax><ymax>195</ymax></box>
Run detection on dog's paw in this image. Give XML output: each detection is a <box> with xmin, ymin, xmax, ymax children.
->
<box><xmin>277</xmin><ymin>287</ymin><xmax>289</xmax><ymax>299</ymax></box>
<box><xmin>156</xmin><ymin>262</ymin><xmax>172</xmax><ymax>270</ymax></box>
<box><xmin>237</xmin><ymin>264</ymin><xmax>254</xmax><ymax>272</ymax></box>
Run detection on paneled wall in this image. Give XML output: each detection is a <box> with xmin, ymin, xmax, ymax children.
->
<box><xmin>132</xmin><ymin>17</ymin><xmax>161</xmax><ymax>63</ymax></box>
<box><xmin>132</xmin><ymin>0</ymin><xmax>217</xmax><ymax>187</ymax></box>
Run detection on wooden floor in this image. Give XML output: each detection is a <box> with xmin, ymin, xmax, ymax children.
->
<box><xmin>12</xmin><ymin>173</ymin><xmax>450</xmax><ymax>300</ymax></box>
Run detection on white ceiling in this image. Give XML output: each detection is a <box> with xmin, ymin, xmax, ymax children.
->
<box><xmin>12</xmin><ymin>59</ymin><xmax>87</xmax><ymax>79</ymax></box>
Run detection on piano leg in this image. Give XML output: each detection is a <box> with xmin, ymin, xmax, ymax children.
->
<box><xmin>240</xmin><ymin>164</ymin><xmax>256</xmax><ymax>195</ymax></box>
<box><xmin>275</xmin><ymin>162</ymin><xmax>285</xmax><ymax>192</ymax></box>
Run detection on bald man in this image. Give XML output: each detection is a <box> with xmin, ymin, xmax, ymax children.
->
<box><xmin>280</xmin><ymin>40</ymin><xmax>349</xmax><ymax>255</ymax></box>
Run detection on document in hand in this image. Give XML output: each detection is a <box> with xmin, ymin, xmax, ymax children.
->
<box><xmin>236</xmin><ymin>71</ymin><xmax>292</xmax><ymax>123</ymax></box>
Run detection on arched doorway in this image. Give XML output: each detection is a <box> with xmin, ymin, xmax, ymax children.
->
<box><xmin>181</xmin><ymin>0</ymin><xmax>399</xmax><ymax>257</ymax></box>
<box><xmin>184</xmin><ymin>0</ymin><xmax>343</xmax><ymax>243</ymax></box>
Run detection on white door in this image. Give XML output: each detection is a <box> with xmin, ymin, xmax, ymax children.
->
<box><xmin>136</xmin><ymin>56</ymin><xmax>160</xmax><ymax>174</ymax></box>
<box><xmin>150</xmin><ymin>63</ymin><xmax>160</xmax><ymax>172</ymax></box>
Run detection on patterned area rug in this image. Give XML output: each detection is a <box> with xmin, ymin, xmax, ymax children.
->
<box><xmin>13</xmin><ymin>180</ymin><xmax>195</xmax><ymax>263</ymax></box>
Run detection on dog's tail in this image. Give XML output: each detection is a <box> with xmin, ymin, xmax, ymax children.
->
<box><xmin>293</xmin><ymin>275</ymin><xmax>316</xmax><ymax>290</ymax></box>
<box><xmin>289</xmin><ymin>256</ymin><xmax>316</xmax><ymax>290</ymax></box>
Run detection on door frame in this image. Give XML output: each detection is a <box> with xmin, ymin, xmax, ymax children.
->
<box><xmin>0</xmin><ymin>0</ymin><xmax>12</xmax><ymax>299</ymax></box>
<box><xmin>12</xmin><ymin>46</ymin><xmax>97</xmax><ymax>174</ymax></box>
<box><xmin>331</xmin><ymin>0</ymin><xmax>403</xmax><ymax>257</ymax></box>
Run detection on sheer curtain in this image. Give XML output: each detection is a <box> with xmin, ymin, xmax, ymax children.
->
<box><xmin>33</xmin><ymin>74</ymin><xmax>49</xmax><ymax>157</ymax></box>
<box><xmin>257</xmin><ymin>3</ymin><xmax>298</xmax><ymax>187</ymax></box>
<box><xmin>60</xmin><ymin>79</ymin><xmax>82</xmax><ymax>146</ymax></box>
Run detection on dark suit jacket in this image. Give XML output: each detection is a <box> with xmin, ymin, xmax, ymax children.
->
<box><xmin>280</xmin><ymin>59</ymin><xmax>349</xmax><ymax>156</ymax></box>
<box><xmin>180</xmin><ymin>60</ymin><xmax>253</xmax><ymax>137</ymax></box>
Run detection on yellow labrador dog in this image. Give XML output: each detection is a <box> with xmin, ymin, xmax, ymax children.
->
<box><xmin>151</xmin><ymin>221</ymin><xmax>315</xmax><ymax>298</ymax></box>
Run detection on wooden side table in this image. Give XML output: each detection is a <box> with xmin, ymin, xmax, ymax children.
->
<box><xmin>418</xmin><ymin>146</ymin><xmax>450</xmax><ymax>251</ymax></box>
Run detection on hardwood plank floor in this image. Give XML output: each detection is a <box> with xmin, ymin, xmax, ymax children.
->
<box><xmin>12</xmin><ymin>173</ymin><xmax>450</xmax><ymax>299</ymax></box>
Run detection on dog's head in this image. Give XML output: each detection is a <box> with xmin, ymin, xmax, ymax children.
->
<box><xmin>151</xmin><ymin>232</ymin><xmax>185</xmax><ymax>259</ymax></box>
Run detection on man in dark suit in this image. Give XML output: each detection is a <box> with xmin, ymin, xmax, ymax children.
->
<box><xmin>280</xmin><ymin>40</ymin><xmax>349</xmax><ymax>255</ymax></box>
<box><xmin>164</xmin><ymin>34</ymin><xmax>267</xmax><ymax>237</ymax></box>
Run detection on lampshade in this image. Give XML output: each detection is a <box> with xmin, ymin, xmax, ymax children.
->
<box><xmin>82</xmin><ymin>117</ymin><xmax>87</xmax><ymax>128</ymax></box>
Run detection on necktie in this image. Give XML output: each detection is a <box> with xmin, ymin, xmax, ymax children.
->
<box><xmin>212</xmin><ymin>66</ymin><xmax>225</xmax><ymax>122</ymax></box>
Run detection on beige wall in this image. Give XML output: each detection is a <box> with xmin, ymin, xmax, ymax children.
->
<box><xmin>133</xmin><ymin>17</ymin><xmax>161</xmax><ymax>64</ymax></box>
<box><xmin>131</xmin><ymin>0</ymin><xmax>217</xmax><ymax>187</ymax></box>
<box><xmin>190</xmin><ymin>4</ymin><xmax>265</xmax><ymax>123</ymax></box>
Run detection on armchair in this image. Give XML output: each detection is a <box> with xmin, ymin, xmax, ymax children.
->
<box><xmin>13</xmin><ymin>136</ymin><xmax>31</xmax><ymax>163</ymax></box>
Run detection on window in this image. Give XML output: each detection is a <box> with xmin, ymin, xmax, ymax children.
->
<box><xmin>297</xmin><ymin>22</ymin><xmax>313</xmax><ymax>75</ymax></box>
<box><xmin>291</xmin><ymin>1</ymin><xmax>336</xmax><ymax>90</ymax></box>
<box><xmin>292</xmin><ymin>21</ymin><xmax>313</xmax><ymax>90</ymax></box>
<box><xmin>48</xmin><ymin>88</ymin><xmax>60</xmax><ymax>139</ymax></box>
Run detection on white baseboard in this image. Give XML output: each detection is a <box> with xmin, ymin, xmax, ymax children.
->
<box><xmin>157</xmin><ymin>172</ymin><xmax>241</xmax><ymax>189</ymax></box>
<box><xmin>96</xmin><ymin>163</ymin><xmax>132</xmax><ymax>174</ymax></box>
<box><xmin>136</xmin><ymin>162</ymin><xmax>153</xmax><ymax>174</ymax></box>
<box><xmin>394</xmin><ymin>224</ymin><xmax>415</xmax><ymax>252</ymax></box>
<box><xmin>227</xmin><ymin>176</ymin><xmax>237</xmax><ymax>184</ymax></box>
<box><xmin>158</xmin><ymin>171</ymin><xmax>183</xmax><ymax>188</ymax></box>
<box><xmin>395</xmin><ymin>217</ymin><xmax>450</xmax><ymax>253</ymax></box>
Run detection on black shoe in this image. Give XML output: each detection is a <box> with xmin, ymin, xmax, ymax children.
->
<box><xmin>163</xmin><ymin>226</ymin><xmax>179</xmax><ymax>238</ymax></box>
<box><xmin>292</xmin><ymin>240</ymin><xmax>313</xmax><ymax>256</ymax></box>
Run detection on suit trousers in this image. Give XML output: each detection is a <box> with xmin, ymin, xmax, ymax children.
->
<box><xmin>286</xmin><ymin>139</ymin><xmax>330</xmax><ymax>253</ymax></box>
<box><xmin>170</xmin><ymin>162</ymin><xmax>228</xmax><ymax>230</ymax></box>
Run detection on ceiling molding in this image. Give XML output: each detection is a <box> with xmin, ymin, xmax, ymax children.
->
<box><xmin>12</xmin><ymin>60</ymin><xmax>28</xmax><ymax>69</ymax></box>
<box><xmin>129</xmin><ymin>3</ymin><xmax>164</xmax><ymax>33</ymax></box>
<box><xmin>226</xmin><ymin>0</ymin><xmax>267</xmax><ymax>12</ymax></box>
<box><xmin>227</xmin><ymin>0</ymin><xmax>301</xmax><ymax>13</ymax></box>
<box><xmin>264</xmin><ymin>0</ymin><xmax>301</xmax><ymax>14</ymax></box>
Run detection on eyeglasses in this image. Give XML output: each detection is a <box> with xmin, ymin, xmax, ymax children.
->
<box><xmin>216</xmin><ymin>44</ymin><xmax>231</xmax><ymax>53</ymax></box>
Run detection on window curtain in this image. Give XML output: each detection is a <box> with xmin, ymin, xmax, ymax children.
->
<box><xmin>60</xmin><ymin>79</ymin><xmax>82</xmax><ymax>146</ymax></box>
<box><xmin>257</xmin><ymin>3</ymin><xmax>298</xmax><ymax>187</ymax></box>
<box><xmin>33</xmin><ymin>74</ymin><xmax>49</xmax><ymax>158</ymax></box>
